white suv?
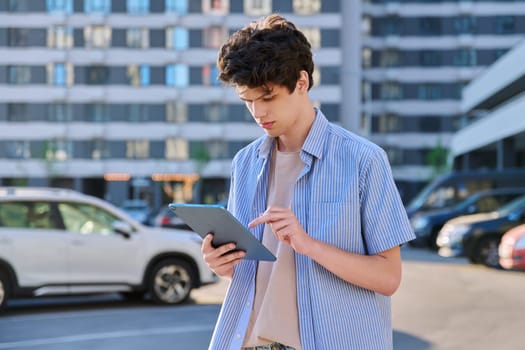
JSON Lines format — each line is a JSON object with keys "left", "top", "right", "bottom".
{"left": 0, "top": 187, "right": 218, "bottom": 310}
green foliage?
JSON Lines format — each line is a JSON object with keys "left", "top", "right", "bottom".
{"left": 426, "top": 140, "right": 449, "bottom": 179}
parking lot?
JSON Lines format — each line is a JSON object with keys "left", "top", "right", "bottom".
{"left": 2, "top": 246, "right": 524, "bottom": 350}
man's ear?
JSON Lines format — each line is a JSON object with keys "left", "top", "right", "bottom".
{"left": 296, "top": 70, "right": 309, "bottom": 92}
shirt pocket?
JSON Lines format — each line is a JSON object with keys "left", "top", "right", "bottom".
{"left": 308, "top": 201, "right": 364, "bottom": 253}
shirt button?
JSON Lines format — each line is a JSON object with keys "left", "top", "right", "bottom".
{"left": 246, "top": 301, "right": 251, "bottom": 307}
{"left": 236, "top": 334, "right": 241, "bottom": 339}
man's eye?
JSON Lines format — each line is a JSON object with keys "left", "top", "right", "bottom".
{"left": 263, "top": 96, "right": 274, "bottom": 102}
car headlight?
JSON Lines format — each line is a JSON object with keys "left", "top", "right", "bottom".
{"left": 411, "top": 216, "right": 429, "bottom": 231}
{"left": 515, "top": 236, "right": 525, "bottom": 250}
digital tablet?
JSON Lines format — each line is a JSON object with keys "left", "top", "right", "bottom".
{"left": 168, "top": 203, "right": 276, "bottom": 261}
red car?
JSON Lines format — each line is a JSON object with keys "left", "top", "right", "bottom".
{"left": 499, "top": 223, "right": 525, "bottom": 270}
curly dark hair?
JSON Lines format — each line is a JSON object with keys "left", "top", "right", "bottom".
{"left": 217, "top": 14, "right": 314, "bottom": 93}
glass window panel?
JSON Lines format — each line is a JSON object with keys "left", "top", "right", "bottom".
{"left": 204, "top": 26, "right": 226, "bottom": 48}
{"left": 127, "top": 28, "right": 149, "bottom": 48}
{"left": 84, "top": 0, "right": 111, "bottom": 13}
{"left": 6, "top": 141, "right": 31, "bottom": 159}
{"left": 244, "top": 0, "right": 271, "bottom": 16}
{"left": 46, "top": 0, "right": 73, "bottom": 13}
{"left": 380, "top": 82, "right": 402, "bottom": 100}
{"left": 293, "top": 0, "right": 320, "bottom": 15}
{"left": 47, "top": 26, "right": 73, "bottom": 48}
{"left": 380, "top": 49, "right": 399, "bottom": 67}
{"left": 127, "top": 65, "right": 150, "bottom": 86}
{"left": 84, "top": 26, "right": 111, "bottom": 48}
{"left": 126, "top": 140, "right": 149, "bottom": 159}
{"left": 202, "top": 0, "right": 229, "bottom": 15}
{"left": 8, "top": 66, "right": 31, "bottom": 84}
{"left": 45, "top": 139, "right": 71, "bottom": 161}
{"left": 166, "top": 101, "right": 188, "bottom": 122}
{"left": 92, "top": 138, "right": 109, "bottom": 159}
{"left": 49, "top": 103, "right": 72, "bottom": 122}
{"left": 47, "top": 63, "right": 73, "bottom": 86}
{"left": 166, "top": 64, "right": 189, "bottom": 87}
{"left": 166, "top": 138, "right": 188, "bottom": 160}
{"left": 166, "top": 27, "right": 189, "bottom": 50}
{"left": 127, "top": 0, "right": 149, "bottom": 14}
{"left": 166, "top": 0, "right": 188, "bottom": 13}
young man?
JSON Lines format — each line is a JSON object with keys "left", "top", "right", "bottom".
{"left": 201, "top": 14, "right": 415, "bottom": 350}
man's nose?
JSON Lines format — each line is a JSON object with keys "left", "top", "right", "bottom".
{"left": 250, "top": 101, "right": 266, "bottom": 118}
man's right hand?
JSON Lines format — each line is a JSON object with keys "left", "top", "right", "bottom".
{"left": 201, "top": 233, "right": 246, "bottom": 279}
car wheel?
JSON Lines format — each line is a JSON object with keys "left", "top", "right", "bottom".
{"left": 475, "top": 237, "right": 501, "bottom": 268}
{"left": 0, "top": 271, "right": 9, "bottom": 311}
{"left": 149, "top": 259, "right": 195, "bottom": 305}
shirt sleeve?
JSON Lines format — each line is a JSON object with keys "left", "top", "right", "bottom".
{"left": 359, "top": 148, "right": 415, "bottom": 255}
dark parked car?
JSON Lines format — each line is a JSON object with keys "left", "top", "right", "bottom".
{"left": 406, "top": 168, "right": 525, "bottom": 219}
{"left": 410, "top": 188, "right": 525, "bottom": 249}
{"left": 436, "top": 195, "right": 525, "bottom": 267}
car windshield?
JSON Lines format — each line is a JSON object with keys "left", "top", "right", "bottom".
{"left": 498, "top": 195, "right": 525, "bottom": 216}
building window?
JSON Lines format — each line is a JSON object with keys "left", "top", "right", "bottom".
{"left": 84, "top": 26, "right": 111, "bottom": 48}
{"left": 361, "top": 16, "right": 372, "bottom": 36}
{"left": 204, "top": 26, "right": 226, "bottom": 49}
{"left": 382, "top": 16, "right": 400, "bottom": 36}
{"left": 7, "top": 103, "right": 29, "bottom": 121}
{"left": 8, "top": 66, "right": 31, "bottom": 84}
{"left": 206, "top": 103, "right": 225, "bottom": 122}
{"left": 379, "top": 49, "right": 399, "bottom": 67}
{"left": 378, "top": 114, "right": 400, "bottom": 133}
{"left": 293, "top": 0, "right": 320, "bottom": 15}
{"left": 207, "top": 140, "right": 228, "bottom": 159}
{"left": 127, "top": 65, "right": 150, "bottom": 86}
{"left": 419, "top": 50, "right": 442, "bottom": 67}
{"left": 244, "top": 0, "right": 271, "bottom": 16}
{"left": 166, "top": 27, "right": 189, "bottom": 50}
{"left": 166, "top": 101, "right": 188, "bottom": 122}
{"left": 454, "top": 16, "right": 476, "bottom": 34}
{"left": 166, "top": 0, "right": 188, "bottom": 14}
{"left": 202, "top": 64, "right": 220, "bottom": 86}
{"left": 128, "top": 104, "right": 148, "bottom": 121}
{"left": 380, "top": 82, "right": 402, "bottom": 100}
{"left": 126, "top": 140, "right": 149, "bottom": 159}
{"left": 417, "top": 84, "right": 442, "bottom": 100}
{"left": 495, "top": 16, "right": 515, "bottom": 34}
{"left": 301, "top": 28, "right": 321, "bottom": 49}
{"left": 92, "top": 139, "right": 108, "bottom": 160}
{"left": 384, "top": 147, "right": 403, "bottom": 166}
{"left": 45, "top": 139, "right": 70, "bottom": 161}
{"left": 419, "top": 17, "right": 441, "bottom": 36}
{"left": 453, "top": 49, "right": 476, "bottom": 66}
{"left": 47, "top": 26, "right": 73, "bottom": 48}
{"left": 84, "top": 0, "right": 111, "bottom": 13}
{"left": 46, "top": 0, "right": 73, "bottom": 13}
{"left": 85, "top": 66, "right": 110, "bottom": 85}
{"left": 166, "top": 138, "right": 188, "bottom": 160}
{"left": 47, "top": 63, "right": 73, "bottom": 86}
{"left": 127, "top": 0, "right": 149, "bottom": 14}
{"left": 85, "top": 103, "right": 109, "bottom": 122}
{"left": 8, "top": 28, "right": 29, "bottom": 47}
{"left": 7, "top": 141, "right": 31, "bottom": 159}
{"left": 202, "top": 0, "right": 229, "bottom": 15}
{"left": 166, "top": 64, "right": 189, "bottom": 87}
{"left": 49, "top": 103, "right": 72, "bottom": 122}
{"left": 127, "top": 28, "right": 149, "bottom": 48}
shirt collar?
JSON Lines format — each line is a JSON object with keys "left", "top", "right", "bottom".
{"left": 257, "top": 108, "right": 328, "bottom": 160}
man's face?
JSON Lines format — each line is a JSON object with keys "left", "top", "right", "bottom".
{"left": 236, "top": 84, "right": 302, "bottom": 139}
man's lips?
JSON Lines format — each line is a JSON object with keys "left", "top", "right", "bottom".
{"left": 260, "top": 121, "right": 274, "bottom": 129}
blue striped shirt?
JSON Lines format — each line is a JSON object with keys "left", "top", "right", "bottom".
{"left": 208, "top": 109, "right": 415, "bottom": 350}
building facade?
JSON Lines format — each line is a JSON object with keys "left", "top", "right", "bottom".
{"left": 0, "top": 0, "right": 524, "bottom": 210}
{"left": 452, "top": 38, "right": 525, "bottom": 170}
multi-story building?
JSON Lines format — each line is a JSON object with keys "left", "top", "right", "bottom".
{"left": 452, "top": 38, "right": 525, "bottom": 170}
{"left": 0, "top": 0, "right": 344, "bottom": 209}
{"left": 0, "top": 0, "right": 523, "bottom": 210}
{"left": 361, "top": 0, "right": 525, "bottom": 199}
